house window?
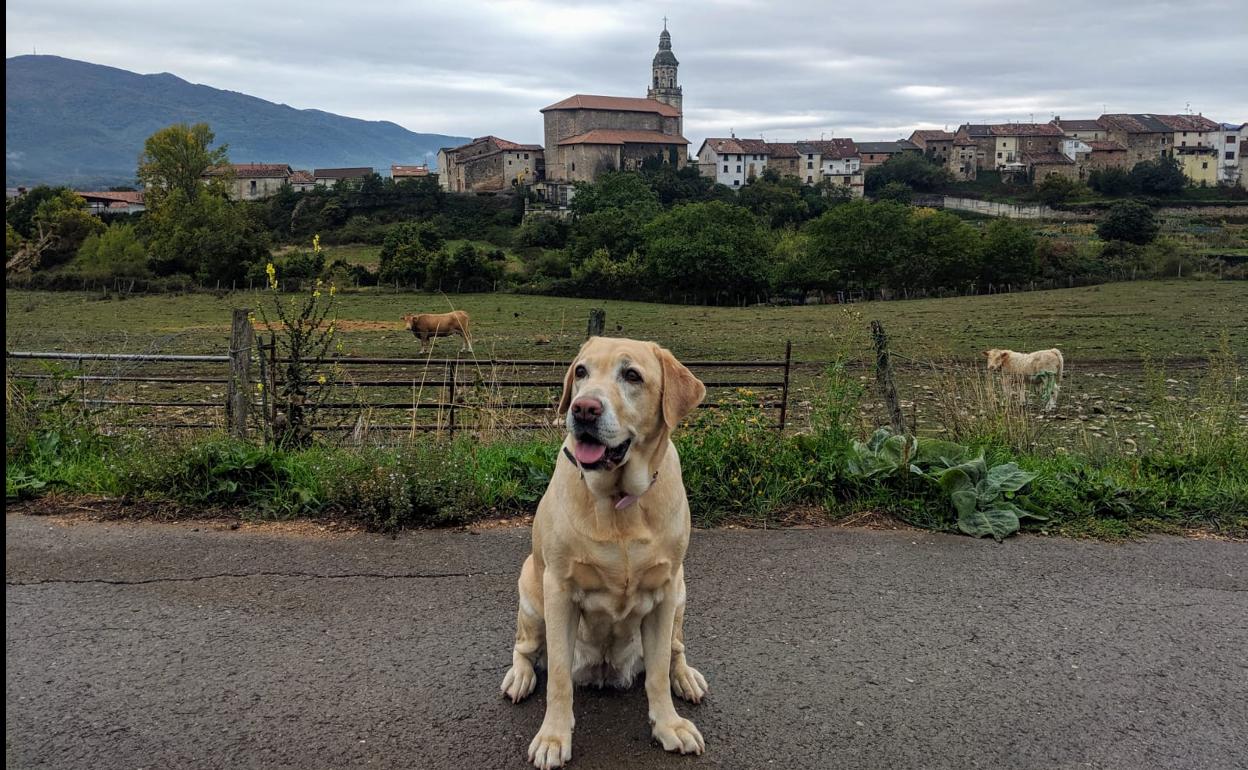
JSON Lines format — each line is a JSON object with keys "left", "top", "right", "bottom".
{"left": 807, "top": 154, "right": 813, "bottom": 160}
{"left": 1227, "top": 151, "right": 1237, "bottom": 160}
{"left": 997, "top": 152, "right": 1002, "bottom": 159}
{"left": 1181, "top": 141, "right": 1186, "bottom": 147}
{"left": 249, "top": 180, "right": 257, "bottom": 195}
{"left": 571, "top": 162, "right": 576, "bottom": 171}
{"left": 736, "top": 155, "right": 742, "bottom": 161}
{"left": 806, "top": 176, "right": 812, "bottom": 182}
{"left": 524, "top": 153, "right": 529, "bottom": 159}
{"left": 1183, "top": 131, "right": 1188, "bottom": 136}
{"left": 508, "top": 160, "right": 513, "bottom": 165}
{"left": 807, "top": 161, "right": 813, "bottom": 169}
{"left": 723, "top": 165, "right": 729, "bottom": 173}
{"left": 733, "top": 180, "right": 739, "bottom": 186}
{"left": 843, "top": 176, "right": 850, "bottom": 183}
{"left": 736, "top": 165, "right": 742, "bottom": 172}
{"left": 1229, "top": 136, "right": 1238, "bottom": 144}
{"left": 1202, "top": 162, "right": 1209, "bottom": 169}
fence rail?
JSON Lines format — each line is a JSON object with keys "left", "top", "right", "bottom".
{"left": 7, "top": 319, "right": 793, "bottom": 438}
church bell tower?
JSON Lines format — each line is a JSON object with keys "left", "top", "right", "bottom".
{"left": 647, "top": 21, "right": 682, "bottom": 114}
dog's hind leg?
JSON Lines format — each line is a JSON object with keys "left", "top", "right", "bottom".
{"left": 502, "top": 555, "right": 545, "bottom": 703}
{"left": 668, "top": 571, "right": 708, "bottom": 704}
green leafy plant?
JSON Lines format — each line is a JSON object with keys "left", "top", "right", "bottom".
{"left": 921, "top": 454, "right": 1043, "bottom": 540}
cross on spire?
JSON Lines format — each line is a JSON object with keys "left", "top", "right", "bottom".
{"left": 662, "top": 15, "right": 668, "bottom": 30}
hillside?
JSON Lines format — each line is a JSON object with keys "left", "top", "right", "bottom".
{"left": 5, "top": 55, "right": 469, "bottom": 187}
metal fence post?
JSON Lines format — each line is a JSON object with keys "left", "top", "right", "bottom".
{"left": 226, "top": 308, "right": 253, "bottom": 438}
{"left": 870, "top": 320, "right": 905, "bottom": 435}
{"left": 778, "top": 340, "right": 792, "bottom": 430}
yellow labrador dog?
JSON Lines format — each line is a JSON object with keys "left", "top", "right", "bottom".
{"left": 501, "top": 337, "right": 708, "bottom": 769}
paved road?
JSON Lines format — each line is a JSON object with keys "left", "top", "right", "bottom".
{"left": 6, "top": 514, "right": 1246, "bottom": 770}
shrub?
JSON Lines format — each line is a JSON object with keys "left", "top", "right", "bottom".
{"left": 71, "top": 222, "right": 151, "bottom": 280}
{"left": 1098, "top": 200, "right": 1160, "bottom": 245}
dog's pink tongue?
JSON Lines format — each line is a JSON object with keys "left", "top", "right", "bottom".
{"left": 573, "top": 441, "right": 606, "bottom": 464}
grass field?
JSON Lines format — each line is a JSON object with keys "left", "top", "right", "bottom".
{"left": 7, "top": 280, "right": 1244, "bottom": 363}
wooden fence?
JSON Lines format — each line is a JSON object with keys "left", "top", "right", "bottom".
{"left": 6, "top": 312, "right": 793, "bottom": 439}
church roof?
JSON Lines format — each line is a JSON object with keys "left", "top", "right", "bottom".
{"left": 653, "top": 50, "right": 679, "bottom": 66}
{"left": 540, "top": 94, "right": 681, "bottom": 117}
{"left": 558, "top": 129, "right": 689, "bottom": 146}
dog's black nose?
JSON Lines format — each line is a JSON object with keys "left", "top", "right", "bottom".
{"left": 571, "top": 397, "right": 602, "bottom": 423}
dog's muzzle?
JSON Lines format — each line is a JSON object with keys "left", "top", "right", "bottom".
{"left": 567, "top": 434, "right": 632, "bottom": 471}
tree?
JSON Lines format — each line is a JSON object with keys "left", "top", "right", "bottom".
{"left": 377, "top": 221, "right": 444, "bottom": 285}
{"left": 643, "top": 202, "right": 772, "bottom": 304}
{"left": 1034, "top": 174, "right": 1082, "bottom": 206}
{"left": 72, "top": 222, "right": 150, "bottom": 279}
{"left": 1088, "top": 167, "right": 1133, "bottom": 196}
{"left": 144, "top": 187, "right": 269, "bottom": 285}
{"left": 981, "top": 219, "right": 1039, "bottom": 285}
{"left": 137, "top": 123, "right": 230, "bottom": 206}
{"left": 803, "top": 200, "right": 913, "bottom": 289}
{"left": 570, "top": 172, "right": 662, "bottom": 218}
{"left": 425, "top": 242, "right": 502, "bottom": 292}
{"left": 1130, "top": 156, "right": 1186, "bottom": 196}
{"left": 876, "top": 181, "right": 913, "bottom": 204}
{"left": 1097, "top": 200, "right": 1159, "bottom": 245}
{"left": 771, "top": 230, "right": 837, "bottom": 298}
{"left": 515, "top": 215, "right": 568, "bottom": 248}
{"left": 906, "top": 209, "right": 983, "bottom": 289}
{"left": 639, "top": 164, "right": 726, "bottom": 206}
{"left": 737, "top": 173, "right": 810, "bottom": 228}
{"left": 865, "top": 153, "right": 950, "bottom": 194}
{"left": 24, "top": 189, "right": 106, "bottom": 269}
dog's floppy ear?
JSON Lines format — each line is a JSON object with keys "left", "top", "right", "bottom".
{"left": 656, "top": 344, "right": 706, "bottom": 429}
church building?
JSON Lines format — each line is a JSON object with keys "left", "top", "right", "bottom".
{"left": 540, "top": 24, "right": 689, "bottom": 185}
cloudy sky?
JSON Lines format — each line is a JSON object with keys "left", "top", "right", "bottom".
{"left": 6, "top": 0, "right": 1247, "bottom": 146}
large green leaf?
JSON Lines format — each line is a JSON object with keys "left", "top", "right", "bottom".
{"left": 913, "top": 439, "right": 972, "bottom": 467}
{"left": 958, "top": 503, "right": 1021, "bottom": 541}
{"left": 986, "top": 462, "right": 1038, "bottom": 493}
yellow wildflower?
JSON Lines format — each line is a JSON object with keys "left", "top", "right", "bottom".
{"left": 312, "top": 234, "right": 322, "bottom": 253}
{"left": 317, "top": 375, "right": 327, "bottom": 385}
{"left": 255, "top": 383, "right": 264, "bottom": 393}
{"left": 329, "top": 284, "right": 337, "bottom": 297}
{"left": 265, "top": 262, "right": 278, "bottom": 290}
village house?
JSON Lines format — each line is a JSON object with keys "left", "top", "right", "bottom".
{"left": 1175, "top": 145, "right": 1219, "bottom": 186}
{"left": 202, "top": 163, "right": 292, "bottom": 200}
{"left": 797, "top": 139, "right": 864, "bottom": 196}
{"left": 313, "top": 167, "right": 373, "bottom": 188}
{"left": 1096, "top": 113, "right": 1222, "bottom": 173}
{"left": 391, "top": 164, "right": 431, "bottom": 181}
{"left": 436, "top": 136, "right": 543, "bottom": 193}
{"left": 950, "top": 132, "right": 978, "bottom": 181}
{"left": 1079, "top": 140, "right": 1130, "bottom": 176}
{"left": 1052, "top": 118, "right": 1107, "bottom": 143}
{"left": 855, "top": 140, "right": 919, "bottom": 169}
{"left": 908, "top": 130, "right": 954, "bottom": 164}
{"left": 1213, "top": 122, "right": 1245, "bottom": 186}
{"left": 1025, "top": 152, "right": 1077, "bottom": 182}
{"left": 958, "top": 123, "right": 1065, "bottom": 174}
{"left": 75, "top": 190, "right": 145, "bottom": 215}
{"left": 696, "top": 137, "right": 769, "bottom": 187}
{"left": 288, "top": 170, "right": 316, "bottom": 192}
{"left": 541, "top": 26, "right": 688, "bottom": 187}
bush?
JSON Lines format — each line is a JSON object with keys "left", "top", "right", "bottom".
{"left": 425, "top": 242, "right": 503, "bottom": 292}
{"left": 875, "top": 181, "right": 913, "bottom": 203}
{"left": 1088, "top": 167, "right": 1133, "bottom": 196}
{"left": 643, "top": 201, "right": 772, "bottom": 304}
{"left": 378, "top": 221, "right": 443, "bottom": 286}
{"left": 515, "top": 216, "right": 568, "bottom": 248}
{"left": 144, "top": 187, "right": 270, "bottom": 285}
{"left": 1130, "top": 157, "right": 1186, "bottom": 196}
{"left": 71, "top": 222, "right": 151, "bottom": 280}
{"left": 1098, "top": 200, "right": 1160, "bottom": 245}
{"left": 865, "top": 153, "right": 951, "bottom": 194}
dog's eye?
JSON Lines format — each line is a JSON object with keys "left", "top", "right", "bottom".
{"left": 574, "top": 364, "right": 587, "bottom": 379}
{"left": 623, "top": 368, "right": 643, "bottom": 384}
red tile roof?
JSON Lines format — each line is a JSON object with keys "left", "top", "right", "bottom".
{"left": 796, "top": 139, "right": 859, "bottom": 159}
{"left": 990, "top": 123, "right": 1064, "bottom": 137}
{"left": 910, "top": 129, "right": 955, "bottom": 142}
{"left": 1023, "top": 152, "right": 1074, "bottom": 165}
{"left": 1099, "top": 113, "right": 1220, "bottom": 134}
{"left": 314, "top": 167, "right": 373, "bottom": 179}
{"left": 764, "top": 142, "right": 799, "bottom": 158}
{"left": 700, "top": 137, "right": 770, "bottom": 155}
{"left": 391, "top": 165, "right": 430, "bottom": 177}
{"left": 1054, "top": 119, "right": 1103, "bottom": 131}
{"left": 541, "top": 94, "right": 681, "bottom": 117}
{"left": 1085, "top": 140, "right": 1125, "bottom": 152}
{"left": 558, "top": 129, "right": 688, "bottom": 146}
{"left": 205, "top": 163, "right": 292, "bottom": 178}
{"left": 75, "top": 190, "right": 144, "bottom": 204}
{"left": 288, "top": 170, "right": 315, "bottom": 184}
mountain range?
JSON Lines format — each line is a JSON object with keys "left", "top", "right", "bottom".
{"left": 5, "top": 55, "right": 470, "bottom": 188}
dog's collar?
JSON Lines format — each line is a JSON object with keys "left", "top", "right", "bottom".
{"left": 563, "top": 446, "right": 658, "bottom": 510}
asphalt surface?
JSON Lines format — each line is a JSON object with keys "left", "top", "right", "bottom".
{"left": 6, "top": 513, "right": 1247, "bottom": 770}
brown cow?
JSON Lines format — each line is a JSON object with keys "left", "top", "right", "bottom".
{"left": 403, "top": 310, "right": 474, "bottom": 353}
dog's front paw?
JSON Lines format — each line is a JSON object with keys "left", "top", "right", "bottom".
{"left": 528, "top": 723, "right": 573, "bottom": 769}
{"left": 652, "top": 716, "right": 704, "bottom": 755}
{"left": 671, "top": 662, "right": 708, "bottom": 704}
{"left": 501, "top": 662, "right": 537, "bottom": 703}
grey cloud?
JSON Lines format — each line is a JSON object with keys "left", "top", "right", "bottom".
{"left": 6, "top": 0, "right": 1246, "bottom": 149}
